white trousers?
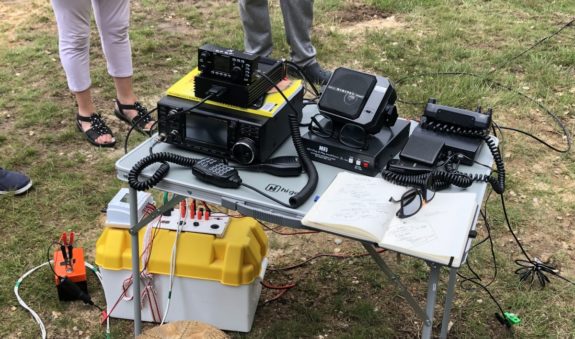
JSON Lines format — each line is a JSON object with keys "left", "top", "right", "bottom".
{"left": 51, "top": 0, "right": 132, "bottom": 92}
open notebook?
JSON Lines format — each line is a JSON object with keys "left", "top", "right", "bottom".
{"left": 301, "top": 172, "right": 479, "bottom": 267}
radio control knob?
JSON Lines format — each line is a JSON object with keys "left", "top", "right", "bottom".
{"left": 232, "top": 138, "right": 256, "bottom": 165}
{"left": 231, "top": 66, "right": 243, "bottom": 82}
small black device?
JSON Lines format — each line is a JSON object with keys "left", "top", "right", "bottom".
{"left": 235, "top": 156, "right": 302, "bottom": 177}
{"left": 302, "top": 119, "right": 410, "bottom": 176}
{"left": 195, "top": 44, "right": 285, "bottom": 108}
{"left": 399, "top": 99, "right": 492, "bottom": 166}
{"left": 157, "top": 90, "right": 300, "bottom": 164}
{"left": 318, "top": 67, "right": 398, "bottom": 134}
{"left": 198, "top": 44, "right": 260, "bottom": 85}
{"left": 192, "top": 157, "right": 242, "bottom": 188}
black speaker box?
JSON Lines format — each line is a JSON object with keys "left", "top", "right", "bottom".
{"left": 318, "top": 68, "right": 398, "bottom": 134}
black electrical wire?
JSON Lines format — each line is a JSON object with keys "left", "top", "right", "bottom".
{"left": 500, "top": 194, "right": 575, "bottom": 288}
{"left": 123, "top": 92, "right": 219, "bottom": 154}
{"left": 128, "top": 152, "right": 198, "bottom": 191}
{"left": 257, "top": 69, "right": 319, "bottom": 208}
{"left": 488, "top": 17, "right": 575, "bottom": 75}
{"left": 457, "top": 271, "right": 506, "bottom": 319}
{"left": 394, "top": 74, "right": 572, "bottom": 155}
{"left": 123, "top": 107, "right": 158, "bottom": 154}
{"left": 463, "top": 208, "right": 498, "bottom": 288}
{"left": 45, "top": 241, "right": 105, "bottom": 311}
{"left": 284, "top": 60, "right": 321, "bottom": 97}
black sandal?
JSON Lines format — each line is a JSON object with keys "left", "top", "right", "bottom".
{"left": 114, "top": 99, "right": 154, "bottom": 136}
{"left": 76, "top": 113, "right": 116, "bottom": 148}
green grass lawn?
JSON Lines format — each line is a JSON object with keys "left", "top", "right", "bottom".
{"left": 1, "top": 0, "right": 574, "bottom": 337}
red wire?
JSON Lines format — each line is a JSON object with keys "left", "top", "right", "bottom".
{"left": 101, "top": 216, "right": 163, "bottom": 324}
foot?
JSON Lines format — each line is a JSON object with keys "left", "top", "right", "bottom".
{"left": 114, "top": 99, "right": 155, "bottom": 134}
{"left": 301, "top": 63, "right": 332, "bottom": 85}
{"left": 0, "top": 168, "right": 32, "bottom": 195}
{"left": 76, "top": 113, "right": 116, "bottom": 147}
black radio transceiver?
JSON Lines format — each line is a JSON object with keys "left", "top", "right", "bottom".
{"left": 195, "top": 45, "right": 285, "bottom": 108}
{"left": 198, "top": 44, "right": 259, "bottom": 85}
{"left": 157, "top": 87, "right": 302, "bottom": 164}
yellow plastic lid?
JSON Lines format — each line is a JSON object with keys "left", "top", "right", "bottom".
{"left": 166, "top": 68, "right": 302, "bottom": 118}
{"left": 96, "top": 217, "right": 268, "bottom": 286}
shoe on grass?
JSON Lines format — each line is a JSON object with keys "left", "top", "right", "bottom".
{"left": 301, "top": 63, "right": 332, "bottom": 85}
{"left": 0, "top": 168, "right": 32, "bottom": 195}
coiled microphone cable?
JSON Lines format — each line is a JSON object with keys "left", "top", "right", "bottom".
{"left": 128, "top": 152, "right": 198, "bottom": 191}
{"left": 257, "top": 69, "right": 318, "bottom": 208}
{"left": 420, "top": 119, "right": 505, "bottom": 194}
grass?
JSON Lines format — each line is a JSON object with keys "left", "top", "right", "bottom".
{"left": 1, "top": 0, "right": 574, "bottom": 337}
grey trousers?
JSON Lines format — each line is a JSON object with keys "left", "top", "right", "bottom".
{"left": 239, "top": 0, "right": 317, "bottom": 67}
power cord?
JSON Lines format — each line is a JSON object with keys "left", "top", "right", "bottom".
{"left": 123, "top": 89, "right": 223, "bottom": 154}
{"left": 499, "top": 194, "right": 575, "bottom": 288}
{"left": 123, "top": 106, "right": 158, "bottom": 154}
{"left": 257, "top": 69, "right": 319, "bottom": 208}
{"left": 15, "top": 250, "right": 110, "bottom": 339}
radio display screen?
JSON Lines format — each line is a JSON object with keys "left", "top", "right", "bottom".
{"left": 185, "top": 115, "right": 227, "bottom": 148}
{"left": 213, "top": 55, "right": 229, "bottom": 73}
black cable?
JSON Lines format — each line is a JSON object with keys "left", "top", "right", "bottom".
{"left": 284, "top": 60, "right": 321, "bottom": 97}
{"left": 123, "top": 107, "right": 157, "bottom": 154}
{"left": 123, "top": 92, "right": 219, "bottom": 154}
{"left": 128, "top": 152, "right": 198, "bottom": 191}
{"left": 457, "top": 271, "right": 506, "bottom": 316}
{"left": 497, "top": 125, "right": 570, "bottom": 153}
{"left": 488, "top": 17, "right": 575, "bottom": 74}
{"left": 500, "top": 194, "right": 575, "bottom": 288}
{"left": 46, "top": 241, "right": 105, "bottom": 311}
{"left": 46, "top": 241, "right": 62, "bottom": 279}
{"left": 456, "top": 203, "right": 506, "bottom": 325}
{"left": 394, "top": 71, "right": 572, "bottom": 154}
{"left": 465, "top": 208, "right": 498, "bottom": 288}
{"left": 257, "top": 69, "right": 319, "bottom": 208}
{"left": 419, "top": 120, "right": 506, "bottom": 194}
{"left": 394, "top": 18, "right": 575, "bottom": 154}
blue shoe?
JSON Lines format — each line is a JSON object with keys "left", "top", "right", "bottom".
{"left": 0, "top": 168, "right": 33, "bottom": 195}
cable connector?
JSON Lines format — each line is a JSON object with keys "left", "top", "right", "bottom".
{"left": 206, "top": 84, "right": 227, "bottom": 98}
{"left": 495, "top": 311, "right": 521, "bottom": 327}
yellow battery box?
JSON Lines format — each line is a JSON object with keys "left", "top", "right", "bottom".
{"left": 95, "top": 216, "right": 268, "bottom": 332}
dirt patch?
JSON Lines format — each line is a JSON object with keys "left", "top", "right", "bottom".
{"left": 336, "top": 3, "right": 391, "bottom": 24}
{"left": 324, "top": 3, "right": 404, "bottom": 44}
{"left": 337, "top": 16, "right": 404, "bottom": 35}
{"left": 0, "top": 0, "right": 55, "bottom": 45}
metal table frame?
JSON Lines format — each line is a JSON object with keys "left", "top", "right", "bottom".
{"left": 125, "top": 183, "right": 485, "bottom": 338}
{"left": 120, "top": 114, "right": 492, "bottom": 338}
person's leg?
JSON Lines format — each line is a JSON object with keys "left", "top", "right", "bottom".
{"left": 239, "top": 0, "right": 274, "bottom": 57}
{"left": 280, "top": 0, "right": 331, "bottom": 84}
{"left": 279, "top": 0, "right": 316, "bottom": 67}
{"left": 93, "top": 0, "right": 153, "bottom": 131}
{"left": 51, "top": 0, "right": 114, "bottom": 145}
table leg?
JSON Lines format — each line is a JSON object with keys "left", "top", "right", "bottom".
{"left": 129, "top": 187, "right": 142, "bottom": 335}
{"left": 362, "top": 243, "right": 430, "bottom": 324}
{"left": 422, "top": 263, "right": 441, "bottom": 339}
{"left": 439, "top": 267, "right": 458, "bottom": 339}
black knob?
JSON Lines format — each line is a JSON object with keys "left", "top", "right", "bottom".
{"left": 232, "top": 138, "right": 256, "bottom": 165}
{"left": 231, "top": 66, "right": 243, "bottom": 82}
